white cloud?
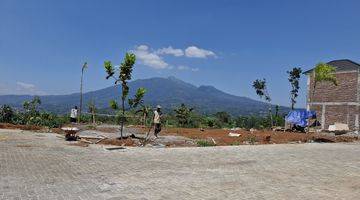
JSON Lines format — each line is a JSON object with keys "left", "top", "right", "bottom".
{"left": 132, "top": 44, "right": 216, "bottom": 70}
{"left": 132, "top": 45, "right": 169, "bottom": 69}
{"left": 177, "top": 65, "right": 199, "bottom": 72}
{"left": 185, "top": 46, "right": 216, "bottom": 58}
{"left": 17, "top": 82, "right": 36, "bottom": 90}
{"left": 156, "top": 46, "right": 184, "bottom": 57}
{"left": 16, "top": 82, "right": 46, "bottom": 95}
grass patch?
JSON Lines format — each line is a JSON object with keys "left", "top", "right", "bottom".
{"left": 246, "top": 135, "right": 258, "bottom": 145}
{"left": 197, "top": 140, "right": 216, "bottom": 147}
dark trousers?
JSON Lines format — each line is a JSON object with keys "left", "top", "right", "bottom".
{"left": 154, "top": 123, "right": 162, "bottom": 136}
{"left": 70, "top": 117, "right": 77, "bottom": 123}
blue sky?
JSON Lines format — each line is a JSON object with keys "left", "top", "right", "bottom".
{"left": 1, "top": 0, "right": 360, "bottom": 108}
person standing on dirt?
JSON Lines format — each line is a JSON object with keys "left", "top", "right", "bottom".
{"left": 70, "top": 106, "right": 78, "bottom": 123}
{"left": 153, "top": 105, "right": 162, "bottom": 138}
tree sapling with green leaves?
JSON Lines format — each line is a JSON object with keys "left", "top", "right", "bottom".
{"left": 287, "top": 67, "right": 302, "bottom": 110}
{"left": 87, "top": 100, "right": 97, "bottom": 124}
{"left": 104, "top": 53, "right": 146, "bottom": 138}
{"left": 252, "top": 79, "right": 273, "bottom": 126}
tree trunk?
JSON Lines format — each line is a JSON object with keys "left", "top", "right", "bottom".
{"left": 79, "top": 69, "right": 84, "bottom": 123}
{"left": 120, "top": 97, "right": 125, "bottom": 139}
{"left": 143, "top": 113, "right": 146, "bottom": 126}
{"left": 92, "top": 110, "right": 96, "bottom": 124}
{"left": 268, "top": 105, "right": 273, "bottom": 127}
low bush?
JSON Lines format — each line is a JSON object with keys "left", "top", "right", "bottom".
{"left": 197, "top": 140, "right": 216, "bottom": 147}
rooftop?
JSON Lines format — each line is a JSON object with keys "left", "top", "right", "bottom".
{"left": 304, "top": 59, "right": 360, "bottom": 74}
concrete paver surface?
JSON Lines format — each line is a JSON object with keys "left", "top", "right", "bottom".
{"left": 1, "top": 129, "right": 359, "bottom": 200}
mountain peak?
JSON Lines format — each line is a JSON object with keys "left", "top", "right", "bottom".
{"left": 0, "top": 76, "right": 289, "bottom": 115}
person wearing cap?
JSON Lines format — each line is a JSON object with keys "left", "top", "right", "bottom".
{"left": 153, "top": 105, "right": 163, "bottom": 138}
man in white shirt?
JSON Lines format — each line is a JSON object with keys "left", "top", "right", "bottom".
{"left": 70, "top": 106, "right": 78, "bottom": 123}
{"left": 153, "top": 105, "right": 162, "bottom": 138}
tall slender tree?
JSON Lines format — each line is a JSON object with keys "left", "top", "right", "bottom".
{"left": 104, "top": 53, "right": 146, "bottom": 138}
{"left": 252, "top": 79, "right": 273, "bottom": 126}
{"left": 287, "top": 67, "right": 302, "bottom": 110}
{"left": 79, "top": 62, "right": 88, "bottom": 122}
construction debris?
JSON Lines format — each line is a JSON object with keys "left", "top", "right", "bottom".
{"left": 61, "top": 127, "right": 80, "bottom": 141}
{"left": 328, "top": 123, "right": 349, "bottom": 132}
{"left": 228, "top": 132, "right": 241, "bottom": 137}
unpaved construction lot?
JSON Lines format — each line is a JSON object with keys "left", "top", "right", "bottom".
{"left": 1, "top": 129, "right": 360, "bottom": 200}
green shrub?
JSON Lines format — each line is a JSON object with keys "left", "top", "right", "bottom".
{"left": 0, "top": 105, "right": 15, "bottom": 123}
{"left": 197, "top": 140, "right": 216, "bottom": 147}
{"left": 246, "top": 135, "right": 258, "bottom": 145}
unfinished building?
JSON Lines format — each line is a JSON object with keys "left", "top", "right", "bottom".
{"left": 305, "top": 59, "right": 360, "bottom": 131}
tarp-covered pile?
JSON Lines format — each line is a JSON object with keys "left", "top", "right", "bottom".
{"left": 285, "top": 109, "right": 316, "bottom": 127}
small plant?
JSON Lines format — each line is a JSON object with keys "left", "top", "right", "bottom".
{"left": 246, "top": 135, "right": 258, "bottom": 145}
{"left": 87, "top": 100, "right": 97, "bottom": 124}
{"left": 197, "top": 140, "right": 216, "bottom": 147}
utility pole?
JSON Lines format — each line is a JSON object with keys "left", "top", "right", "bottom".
{"left": 79, "top": 62, "right": 88, "bottom": 122}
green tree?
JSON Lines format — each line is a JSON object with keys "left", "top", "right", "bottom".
{"left": 312, "top": 63, "right": 338, "bottom": 99}
{"left": 0, "top": 105, "right": 14, "bottom": 123}
{"left": 22, "top": 96, "right": 42, "bottom": 125}
{"left": 79, "top": 62, "right": 88, "bottom": 122}
{"left": 23, "top": 96, "right": 41, "bottom": 114}
{"left": 174, "top": 104, "right": 194, "bottom": 127}
{"left": 214, "top": 111, "right": 231, "bottom": 125}
{"left": 287, "top": 67, "right": 302, "bottom": 110}
{"left": 252, "top": 79, "right": 273, "bottom": 126}
{"left": 104, "top": 53, "right": 146, "bottom": 138}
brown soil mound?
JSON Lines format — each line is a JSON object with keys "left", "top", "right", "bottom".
{"left": 137, "top": 127, "right": 359, "bottom": 146}
{"left": 0, "top": 123, "right": 42, "bottom": 131}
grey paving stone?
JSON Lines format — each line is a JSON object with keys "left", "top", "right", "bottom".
{"left": 0, "top": 129, "right": 359, "bottom": 199}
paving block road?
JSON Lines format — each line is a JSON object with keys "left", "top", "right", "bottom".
{"left": 0, "top": 129, "right": 360, "bottom": 200}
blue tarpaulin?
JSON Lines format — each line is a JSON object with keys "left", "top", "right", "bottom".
{"left": 285, "top": 109, "right": 316, "bottom": 127}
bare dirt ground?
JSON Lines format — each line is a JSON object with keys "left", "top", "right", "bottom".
{"left": 1, "top": 123, "right": 359, "bottom": 148}
{"left": 155, "top": 127, "right": 359, "bottom": 145}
